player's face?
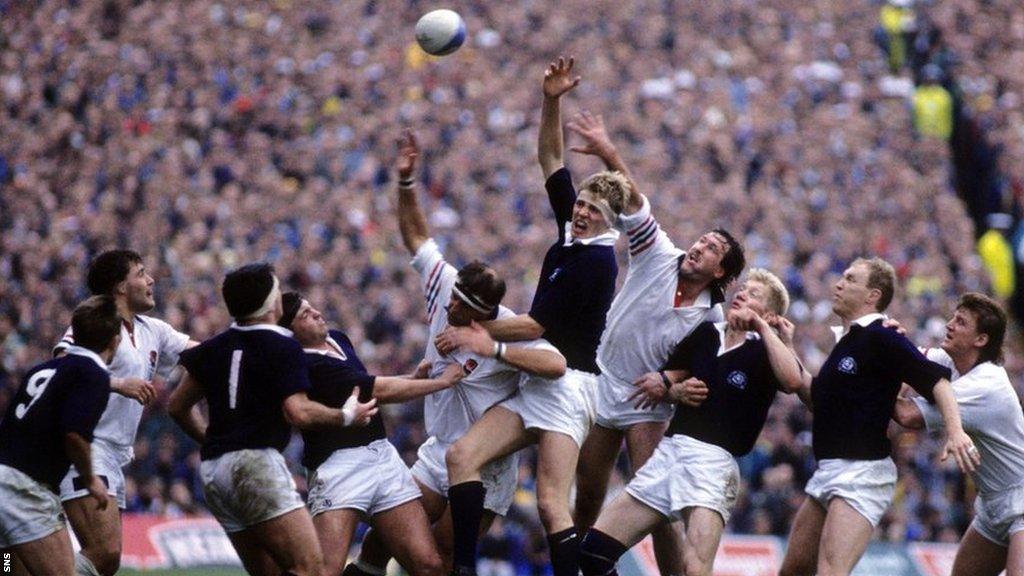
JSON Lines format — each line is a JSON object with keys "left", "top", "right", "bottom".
{"left": 680, "top": 232, "right": 729, "bottom": 281}
{"left": 290, "top": 300, "right": 328, "bottom": 346}
{"left": 942, "top": 307, "right": 986, "bottom": 357}
{"left": 122, "top": 262, "right": 155, "bottom": 313}
{"left": 571, "top": 198, "right": 610, "bottom": 239}
{"left": 729, "top": 280, "right": 770, "bottom": 318}
{"left": 831, "top": 262, "right": 873, "bottom": 319}
{"left": 445, "top": 295, "right": 477, "bottom": 327}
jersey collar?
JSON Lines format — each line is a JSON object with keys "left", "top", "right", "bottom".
{"left": 64, "top": 345, "right": 110, "bottom": 372}
{"left": 713, "top": 321, "right": 760, "bottom": 356}
{"left": 230, "top": 323, "right": 294, "bottom": 337}
{"left": 562, "top": 222, "right": 620, "bottom": 247}
{"left": 831, "top": 312, "right": 886, "bottom": 342}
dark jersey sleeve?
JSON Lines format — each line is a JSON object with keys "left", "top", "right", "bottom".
{"left": 177, "top": 345, "right": 204, "bottom": 379}
{"left": 59, "top": 365, "right": 111, "bottom": 440}
{"left": 545, "top": 167, "right": 576, "bottom": 239}
{"left": 663, "top": 322, "right": 712, "bottom": 371}
{"left": 271, "top": 338, "right": 313, "bottom": 399}
{"left": 875, "top": 328, "right": 949, "bottom": 402}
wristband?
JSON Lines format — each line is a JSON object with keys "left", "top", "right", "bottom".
{"left": 494, "top": 342, "right": 507, "bottom": 361}
{"left": 659, "top": 371, "right": 672, "bottom": 390}
{"left": 341, "top": 393, "right": 359, "bottom": 426}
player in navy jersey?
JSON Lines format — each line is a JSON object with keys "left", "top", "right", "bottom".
{"left": 279, "top": 291, "right": 465, "bottom": 576}
{"left": 433, "top": 56, "right": 629, "bottom": 576}
{"left": 0, "top": 296, "right": 120, "bottom": 575}
{"left": 54, "top": 249, "right": 197, "bottom": 576}
{"left": 577, "top": 269, "right": 802, "bottom": 576}
{"left": 168, "top": 264, "right": 378, "bottom": 576}
{"left": 779, "top": 258, "right": 977, "bottom": 576}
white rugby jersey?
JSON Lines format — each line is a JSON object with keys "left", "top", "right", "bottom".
{"left": 412, "top": 239, "right": 559, "bottom": 445}
{"left": 56, "top": 314, "right": 190, "bottom": 460}
{"left": 914, "top": 348, "right": 1024, "bottom": 496}
{"left": 595, "top": 196, "right": 724, "bottom": 384}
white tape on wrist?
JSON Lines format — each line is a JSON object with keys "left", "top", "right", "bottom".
{"left": 341, "top": 393, "right": 359, "bottom": 426}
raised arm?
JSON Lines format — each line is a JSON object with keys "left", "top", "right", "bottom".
{"left": 478, "top": 314, "right": 546, "bottom": 342}
{"left": 538, "top": 56, "right": 580, "bottom": 179}
{"left": 752, "top": 314, "right": 806, "bottom": 394}
{"left": 396, "top": 130, "right": 430, "bottom": 255}
{"left": 566, "top": 111, "right": 642, "bottom": 213}
{"left": 435, "top": 322, "right": 566, "bottom": 379}
{"left": 373, "top": 362, "right": 465, "bottom": 403}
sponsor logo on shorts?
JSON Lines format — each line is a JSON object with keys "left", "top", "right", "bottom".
{"left": 727, "top": 371, "right": 748, "bottom": 390}
{"left": 838, "top": 356, "right": 857, "bottom": 375}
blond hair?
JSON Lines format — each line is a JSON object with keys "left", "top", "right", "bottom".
{"left": 746, "top": 268, "right": 790, "bottom": 316}
{"left": 577, "top": 170, "right": 631, "bottom": 216}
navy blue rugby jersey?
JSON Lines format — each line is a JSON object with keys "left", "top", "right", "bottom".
{"left": 178, "top": 324, "right": 311, "bottom": 460}
{"left": 301, "top": 330, "right": 387, "bottom": 470}
{"left": 0, "top": 347, "right": 110, "bottom": 490}
{"left": 663, "top": 322, "right": 780, "bottom": 457}
{"left": 812, "top": 318, "right": 948, "bottom": 461}
{"left": 528, "top": 167, "right": 618, "bottom": 374}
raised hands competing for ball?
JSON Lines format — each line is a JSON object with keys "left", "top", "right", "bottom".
{"left": 566, "top": 110, "right": 617, "bottom": 159}
{"left": 543, "top": 55, "right": 580, "bottom": 99}
{"left": 397, "top": 129, "right": 419, "bottom": 181}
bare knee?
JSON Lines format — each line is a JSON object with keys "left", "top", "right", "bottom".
{"left": 445, "top": 438, "right": 477, "bottom": 480}
{"left": 682, "top": 552, "right": 712, "bottom": 576}
{"left": 84, "top": 545, "right": 121, "bottom": 576}
{"left": 409, "top": 550, "right": 445, "bottom": 576}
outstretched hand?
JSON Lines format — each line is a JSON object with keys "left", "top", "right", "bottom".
{"left": 435, "top": 322, "right": 496, "bottom": 357}
{"left": 567, "top": 111, "right": 615, "bottom": 159}
{"left": 543, "top": 56, "right": 580, "bottom": 99}
{"left": 397, "top": 129, "right": 419, "bottom": 180}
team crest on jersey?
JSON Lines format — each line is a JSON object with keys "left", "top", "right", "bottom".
{"left": 727, "top": 370, "right": 747, "bottom": 390}
{"left": 838, "top": 356, "right": 858, "bottom": 375}
{"left": 463, "top": 359, "right": 478, "bottom": 374}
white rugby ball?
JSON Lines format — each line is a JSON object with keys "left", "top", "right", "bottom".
{"left": 415, "top": 9, "right": 466, "bottom": 56}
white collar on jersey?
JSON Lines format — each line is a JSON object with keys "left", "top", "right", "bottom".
{"left": 713, "top": 321, "right": 760, "bottom": 356}
{"left": 230, "top": 323, "right": 294, "bottom": 337}
{"left": 64, "top": 345, "right": 110, "bottom": 372}
{"left": 831, "top": 312, "right": 887, "bottom": 342}
{"left": 562, "top": 222, "right": 620, "bottom": 247}
{"left": 303, "top": 335, "right": 348, "bottom": 360}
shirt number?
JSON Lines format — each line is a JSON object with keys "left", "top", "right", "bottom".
{"left": 229, "top": 350, "right": 242, "bottom": 409}
{"left": 15, "top": 369, "right": 57, "bottom": 419}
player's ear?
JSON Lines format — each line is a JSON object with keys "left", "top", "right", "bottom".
{"left": 974, "top": 332, "right": 989, "bottom": 350}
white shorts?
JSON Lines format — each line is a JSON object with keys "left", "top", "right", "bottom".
{"left": 307, "top": 440, "right": 422, "bottom": 517}
{"left": 594, "top": 371, "right": 674, "bottom": 430}
{"left": 200, "top": 449, "right": 305, "bottom": 534}
{"left": 625, "top": 435, "right": 740, "bottom": 523}
{"left": 805, "top": 458, "right": 897, "bottom": 527}
{"left": 499, "top": 369, "right": 596, "bottom": 448}
{"left": 972, "top": 483, "right": 1024, "bottom": 547}
{"left": 58, "top": 438, "right": 127, "bottom": 508}
{"left": 0, "top": 464, "right": 66, "bottom": 548}
{"left": 410, "top": 436, "right": 518, "bottom": 515}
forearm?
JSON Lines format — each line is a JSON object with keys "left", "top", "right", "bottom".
{"left": 397, "top": 185, "right": 430, "bottom": 254}
{"left": 893, "top": 397, "right": 925, "bottom": 429}
{"left": 171, "top": 406, "right": 207, "bottom": 444}
{"left": 500, "top": 347, "right": 566, "bottom": 379}
{"left": 796, "top": 380, "right": 813, "bottom": 411}
{"left": 758, "top": 323, "right": 805, "bottom": 393}
{"left": 289, "top": 401, "right": 346, "bottom": 430}
{"left": 481, "top": 314, "right": 546, "bottom": 342}
{"left": 64, "top": 433, "right": 95, "bottom": 479}
{"left": 374, "top": 376, "right": 451, "bottom": 403}
{"left": 538, "top": 96, "right": 564, "bottom": 178}
{"left": 931, "top": 380, "right": 965, "bottom": 434}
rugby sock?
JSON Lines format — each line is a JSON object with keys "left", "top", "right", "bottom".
{"left": 547, "top": 526, "right": 580, "bottom": 576}
{"left": 578, "top": 528, "right": 626, "bottom": 576}
{"left": 449, "top": 480, "right": 486, "bottom": 573}
{"left": 342, "top": 562, "right": 384, "bottom": 576}
{"left": 74, "top": 554, "right": 102, "bottom": 576}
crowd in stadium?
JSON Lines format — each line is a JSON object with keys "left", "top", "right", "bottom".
{"left": 2, "top": 0, "right": 1024, "bottom": 573}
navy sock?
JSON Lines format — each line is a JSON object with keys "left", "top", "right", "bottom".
{"left": 449, "top": 480, "right": 486, "bottom": 572}
{"left": 579, "top": 528, "right": 627, "bottom": 576}
{"left": 547, "top": 527, "right": 580, "bottom": 576}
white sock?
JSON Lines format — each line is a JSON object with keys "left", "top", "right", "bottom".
{"left": 74, "top": 553, "right": 101, "bottom": 576}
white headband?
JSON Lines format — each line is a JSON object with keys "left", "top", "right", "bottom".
{"left": 241, "top": 275, "right": 281, "bottom": 320}
{"left": 576, "top": 189, "right": 617, "bottom": 227}
{"left": 451, "top": 283, "right": 496, "bottom": 315}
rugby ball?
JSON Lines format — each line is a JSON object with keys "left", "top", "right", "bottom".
{"left": 415, "top": 9, "right": 466, "bottom": 56}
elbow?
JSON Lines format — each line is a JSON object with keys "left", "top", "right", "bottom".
{"left": 282, "top": 401, "right": 311, "bottom": 428}
{"left": 541, "top": 357, "right": 567, "bottom": 380}
{"left": 779, "top": 376, "right": 803, "bottom": 395}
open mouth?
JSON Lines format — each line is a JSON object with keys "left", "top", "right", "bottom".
{"left": 572, "top": 219, "right": 587, "bottom": 234}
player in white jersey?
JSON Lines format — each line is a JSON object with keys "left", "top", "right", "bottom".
{"left": 893, "top": 293, "right": 1024, "bottom": 576}
{"left": 53, "top": 250, "right": 196, "bottom": 576}
{"left": 343, "top": 132, "right": 567, "bottom": 576}
{"left": 566, "top": 112, "right": 747, "bottom": 574}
